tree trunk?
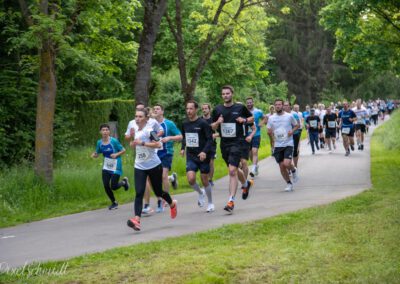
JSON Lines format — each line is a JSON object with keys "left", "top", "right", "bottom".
{"left": 134, "top": 0, "right": 168, "bottom": 106}
{"left": 34, "top": 38, "right": 56, "bottom": 184}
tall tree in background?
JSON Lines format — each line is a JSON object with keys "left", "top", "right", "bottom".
{"left": 134, "top": 0, "right": 168, "bottom": 106}
{"left": 166, "top": 0, "right": 269, "bottom": 102}
{"left": 265, "top": 0, "right": 337, "bottom": 105}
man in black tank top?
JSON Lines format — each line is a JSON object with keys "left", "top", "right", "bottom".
{"left": 211, "top": 85, "right": 253, "bottom": 213}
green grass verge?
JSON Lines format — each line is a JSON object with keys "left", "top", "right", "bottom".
{"left": 0, "top": 114, "right": 398, "bottom": 283}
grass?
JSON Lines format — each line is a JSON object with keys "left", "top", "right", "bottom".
{"left": 0, "top": 113, "right": 398, "bottom": 283}
{"left": 0, "top": 130, "right": 277, "bottom": 228}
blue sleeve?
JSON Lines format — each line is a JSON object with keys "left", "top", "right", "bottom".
{"left": 95, "top": 140, "right": 102, "bottom": 154}
{"left": 168, "top": 120, "right": 182, "bottom": 136}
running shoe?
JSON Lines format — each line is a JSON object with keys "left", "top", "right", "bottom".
{"left": 170, "top": 200, "right": 177, "bottom": 219}
{"left": 345, "top": 150, "right": 350, "bottom": 157}
{"left": 350, "top": 145, "right": 354, "bottom": 151}
{"left": 361, "top": 144, "right": 364, "bottom": 151}
{"left": 224, "top": 201, "right": 235, "bottom": 213}
{"left": 198, "top": 189, "right": 206, "bottom": 207}
{"left": 108, "top": 202, "right": 118, "bottom": 210}
{"left": 291, "top": 168, "right": 299, "bottom": 183}
{"left": 171, "top": 172, "right": 178, "bottom": 189}
{"left": 209, "top": 180, "right": 214, "bottom": 187}
{"left": 358, "top": 145, "right": 361, "bottom": 150}
{"left": 242, "top": 179, "right": 254, "bottom": 200}
{"left": 122, "top": 177, "right": 129, "bottom": 191}
{"left": 206, "top": 203, "right": 215, "bottom": 213}
{"left": 127, "top": 218, "right": 141, "bottom": 231}
{"left": 156, "top": 204, "right": 164, "bottom": 213}
{"left": 249, "top": 165, "right": 256, "bottom": 178}
{"left": 284, "top": 183, "right": 293, "bottom": 192}
{"left": 142, "top": 206, "right": 154, "bottom": 215}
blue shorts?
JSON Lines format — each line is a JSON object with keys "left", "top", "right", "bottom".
{"left": 160, "top": 154, "right": 173, "bottom": 170}
{"left": 251, "top": 135, "right": 261, "bottom": 148}
{"left": 186, "top": 157, "right": 210, "bottom": 174}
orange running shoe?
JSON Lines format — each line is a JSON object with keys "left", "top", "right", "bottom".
{"left": 127, "top": 218, "right": 141, "bottom": 231}
{"left": 224, "top": 201, "right": 235, "bottom": 213}
{"left": 170, "top": 200, "right": 177, "bottom": 219}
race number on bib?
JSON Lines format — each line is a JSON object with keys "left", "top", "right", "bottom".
{"left": 103, "top": 157, "right": 117, "bottom": 172}
{"left": 328, "top": 121, "right": 336, "bottom": 128}
{"left": 221, "top": 123, "right": 236, "bottom": 138}
{"left": 186, "top": 133, "right": 199, "bottom": 147}
{"left": 136, "top": 146, "right": 150, "bottom": 162}
{"left": 274, "top": 127, "right": 288, "bottom": 142}
{"left": 309, "top": 120, "right": 317, "bottom": 128}
{"left": 342, "top": 127, "right": 351, "bottom": 134}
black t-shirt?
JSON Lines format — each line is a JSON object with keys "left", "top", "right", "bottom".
{"left": 323, "top": 113, "right": 337, "bottom": 129}
{"left": 306, "top": 115, "right": 320, "bottom": 132}
{"left": 211, "top": 103, "right": 252, "bottom": 145}
{"left": 181, "top": 117, "right": 213, "bottom": 161}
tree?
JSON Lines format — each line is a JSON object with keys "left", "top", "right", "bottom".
{"left": 134, "top": 0, "right": 168, "bottom": 106}
{"left": 166, "top": 0, "right": 269, "bottom": 102}
{"left": 320, "top": 0, "right": 400, "bottom": 74}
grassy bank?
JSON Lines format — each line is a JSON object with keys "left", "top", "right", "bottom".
{"left": 0, "top": 130, "right": 276, "bottom": 228}
{"left": 0, "top": 114, "right": 398, "bottom": 283}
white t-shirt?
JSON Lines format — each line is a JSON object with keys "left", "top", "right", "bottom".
{"left": 318, "top": 109, "right": 326, "bottom": 122}
{"left": 125, "top": 118, "right": 161, "bottom": 137}
{"left": 352, "top": 107, "right": 368, "bottom": 125}
{"left": 133, "top": 122, "right": 161, "bottom": 170}
{"left": 267, "top": 112, "right": 298, "bottom": 148}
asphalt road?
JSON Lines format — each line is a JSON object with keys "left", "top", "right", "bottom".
{"left": 0, "top": 122, "right": 379, "bottom": 269}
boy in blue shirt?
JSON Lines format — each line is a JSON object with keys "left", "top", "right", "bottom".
{"left": 92, "top": 124, "right": 129, "bottom": 210}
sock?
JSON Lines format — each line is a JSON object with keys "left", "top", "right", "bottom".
{"left": 242, "top": 180, "right": 249, "bottom": 187}
{"left": 204, "top": 184, "right": 212, "bottom": 204}
{"left": 191, "top": 183, "right": 203, "bottom": 194}
{"left": 229, "top": 196, "right": 235, "bottom": 202}
{"left": 157, "top": 199, "right": 162, "bottom": 208}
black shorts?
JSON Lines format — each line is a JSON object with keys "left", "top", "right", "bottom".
{"left": 221, "top": 143, "right": 242, "bottom": 167}
{"left": 293, "top": 132, "right": 301, "bottom": 158}
{"left": 355, "top": 124, "right": 366, "bottom": 133}
{"left": 273, "top": 146, "right": 294, "bottom": 164}
{"left": 325, "top": 129, "right": 336, "bottom": 138}
{"left": 240, "top": 140, "right": 251, "bottom": 160}
{"left": 341, "top": 126, "right": 355, "bottom": 137}
{"left": 186, "top": 157, "right": 210, "bottom": 174}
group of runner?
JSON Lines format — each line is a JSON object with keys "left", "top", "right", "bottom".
{"left": 91, "top": 89, "right": 395, "bottom": 231}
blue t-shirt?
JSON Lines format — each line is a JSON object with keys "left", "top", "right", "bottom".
{"left": 251, "top": 108, "right": 264, "bottom": 137}
{"left": 96, "top": 137, "right": 124, "bottom": 175}
{"left": 303, "top": 111, "right": 310, "bottom": 125}
{"left": 157, "top": 119, "right": 182, "bottom": 158}
{"left": 292, "top": 112, "right": 301, "bottom": 135}
{"left": 339, "top": 109, "right": 356, "bottom": 128}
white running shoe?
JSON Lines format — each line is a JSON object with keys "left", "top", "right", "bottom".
{"left": 284, "top": 183, "right": 294, "bottom": 192}
{"left": 291, "top": 168, "right": 299, "bottom": 183}
{"left": 142, "top": 206, "right": 154, "bottom": 215}
{"left": 206, "top": 203, "right": 215, "bottom": 213}
{"left": 198, "top": 189, "right": 206, "bottom": 207}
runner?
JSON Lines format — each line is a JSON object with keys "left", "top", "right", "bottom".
{"left": 267, "top": 99, "right": 299, "bottom": 191}
{"left": 127, "top": 108, "right": 177, "bottom": 231}
{"left": 370, "top": 103, "right": 379, "bottom": 126}
{"left": 201, "top": 103, "right": 218, "bottom": 186}
{"left": 322, "top": 106, "right": 337, "bottom": 152}
{"left": 153, "top": 104, "right": 182, "bottom": 212}
{"left": 305, "top": 108, "right": 320, "bottom": 155}
{"left": 92, "top": 124, "right": 129, "bottom": 210}
{"left": 266, "top": 105, "right": 275, "bottom": 155}
{"left": 352, "top": 99, "right": 368, "bottom": 151}
{"left": 338, "top": 101, "right": 357, "bottom": 156}
{"left": 125, "top": 103, "right": 163, "bottom": 215}
{"left": 284, "top": 102, "right": 301, "bottom": 169}
{"left": 318, "top": 104, "right": 326, "bottom": 149}
{"left": 302, "top": 105, "right": 311, "bottom": 144}
{"left": 181, "top": 101, "right": 215, "bottom": 212}
{"left": 245, "top": 97, "right": 266, "bottom": 177}
{"left": 211, "top": 85, "right": 253, "bottom": 213}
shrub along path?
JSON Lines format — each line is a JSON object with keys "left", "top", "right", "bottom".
{"left": 0, "top": 120, "right": 383, "bottom": 269}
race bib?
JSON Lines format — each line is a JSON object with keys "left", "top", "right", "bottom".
{"left": 328, "top": 121, "right": 336, "bottom": 128}
{"left": 136, "top": 146, "right": 150, "bottom": 162}
{"left": 309, "top": 120, "right": 317, "bottom": 128}
{"left": 186, "top": 133, "right": 199, "bottom": 147}
{"left": 342, "top": 127, "right": 351, "bottom": 134}
{"left": 221, "top": 123, "right": 236, "bottom": 138}
{"left": 274, "top": 127, "right": 288, "bottom": 142}
{"left": 103, "top": 157, "right": 117, "bottom": 172}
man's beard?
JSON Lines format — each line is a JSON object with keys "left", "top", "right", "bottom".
{"left": 277, "top": 109, "right": 283, "bottom": 114}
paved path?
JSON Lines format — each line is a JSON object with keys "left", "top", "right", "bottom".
{"left": 0, "top": 123, "right": 380, "bottom": 269}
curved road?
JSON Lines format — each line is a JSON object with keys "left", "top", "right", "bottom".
{"left": 0, "top": 123, "right": 381, "bottom": 269}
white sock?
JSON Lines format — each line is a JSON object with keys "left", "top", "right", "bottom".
{"left": 191, "top": 183, "right": 202, "bottom": 194}
{"left": 204, "top": 185, "right": 212, "bottom": 204}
